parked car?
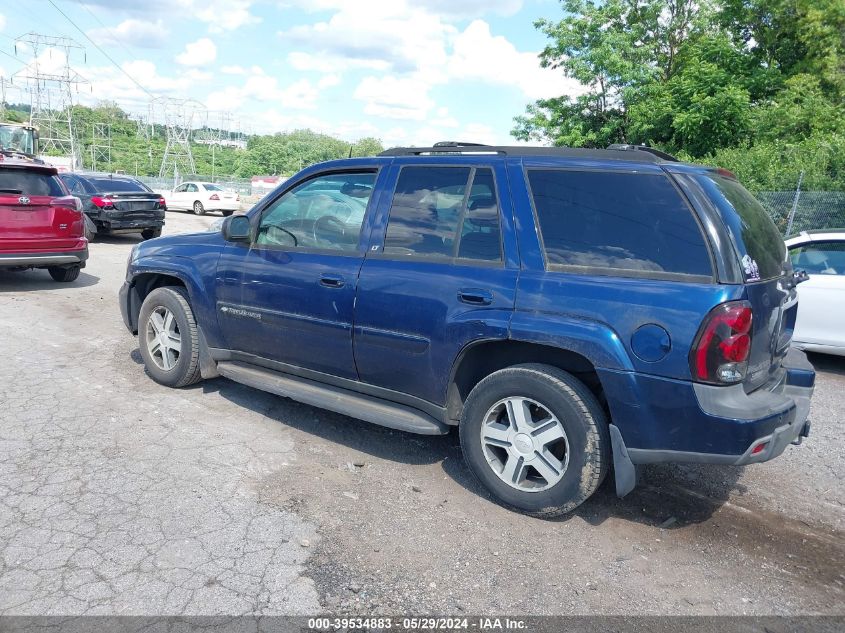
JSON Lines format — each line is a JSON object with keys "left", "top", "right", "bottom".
{"left": 166, "top": 181, "right": 240, "bottom": 216}
{"left": 0, "top": 156, "right": 88, "bottom": 281}
{"left": 786, "top": 229, "right": 845, "bottom": 356}
{"left": 118, "top": 143, "right": 815, "bottom": 517}
{"left": 58, "top": 173, "right": 166, "bottom": 241}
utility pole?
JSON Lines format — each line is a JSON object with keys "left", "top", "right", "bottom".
{"left": 13, "top": 33, "right": 88, "bottom": 167}
{"left": 91, "top": 122, "right": 111, "bottom": 172}
{"left": 156, "top": 97, "right": 203, "bottom": 180}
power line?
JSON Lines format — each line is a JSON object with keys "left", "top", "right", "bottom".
{"left": 45, "top": 0, "right": 156, "bottom": 99}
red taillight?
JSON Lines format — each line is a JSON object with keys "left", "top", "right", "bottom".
{"left": 158, "top": 197, "right": 166, "bottom": 207}
{"left": 209, "top": 193, "right": 220, "bottom": 201}
{"left": 690, "top": 301, "right": 753, "bottom": 384}
{"left": 751, "top": 442, "right": 767, "bottom": 455}
{"left": 52, "top": 196, "right": 82, "bottom": 212}
{"left": 91, "top": 195, "right": 115, "bottom": 208}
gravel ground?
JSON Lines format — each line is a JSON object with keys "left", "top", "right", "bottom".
{"left": 0, "top": 210, "right": 842, "bottom": 616}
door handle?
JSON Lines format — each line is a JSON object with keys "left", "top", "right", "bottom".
{"left": 458, "top": 288, "right": 493, "bottom": 306}
{"left": 319, "top": 274, "right": 345, "bottom": 288}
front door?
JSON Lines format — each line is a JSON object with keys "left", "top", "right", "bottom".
{"left": 215, "top": 169, "right": 382, "bottom": 380}
{"left": 353, "top": 164, "right": 519, "bottom": 405}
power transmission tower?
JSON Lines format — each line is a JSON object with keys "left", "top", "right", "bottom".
{"left": 91, "top": 122, "right": 111, "bottom": 172}
{"left": 13, "top": 33, "right": 88, "bottom": 167}
{"left": 156, "top": 97, "right": 203, "bottom": 182}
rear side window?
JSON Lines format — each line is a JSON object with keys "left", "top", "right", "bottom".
{"left": 0, "top": 169, "right": 65, "bottom": 196}
{"left": 86, "top": 177, "right": 149, "bottom": 193}
{"left": 384, "top": 166, "right": 502, "bottom": 262}
{"left": 694, "top": 174, "right": 786, "bottom": 281}
{"left": 527, "top": 170, "right": 712, "bottom": 279}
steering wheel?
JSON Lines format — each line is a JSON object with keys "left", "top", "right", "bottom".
{"left": 261, "top": 222, "right": 298, "bottom": 246}
{"left": 313, "top": 215, "right": 346, "bottom": 243}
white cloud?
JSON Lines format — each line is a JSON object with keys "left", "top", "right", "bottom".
{"left": 0, "top": 13, "right": 6, "bottom": 32}
{"left": 282, "top": 0, "right": 523, "bottom": 18}
{"left": 206, "top": 70, "right": 322, "bottom": 112}
{"left": 221, "top": 65, "right": 248, "bottom": 75}
{"left": 194, "top": 0, "right": 261, "bottom": 33}
{"left": 90, "top": 19, "right": 169, "bottom": 49}
{"left": 448, "top": 20, "right": 583, "bottom": 100}
{"left": 175, "top": 38, "right": 217, "bottom": 67}
{"left": 354, "top": 75, "right": 435, "bottom": 121}
{"left": 280, "top": 3, "right": 454, "bottom": 76}
{"left": 317, "top": 74, "right": 340, "bottom": 89}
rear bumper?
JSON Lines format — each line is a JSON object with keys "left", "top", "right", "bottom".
{"left": 0, "top": 247, "right": 88, "bottom": 268}
{"left": 604, "top": 348, "right": 815, "bottom": 467}
{"left": 88, "top": 210, "right": 165, "bottom": 233}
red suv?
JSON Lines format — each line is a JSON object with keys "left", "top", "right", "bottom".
{"left": 0, "top": 156, "right": 88, "bottom": 282}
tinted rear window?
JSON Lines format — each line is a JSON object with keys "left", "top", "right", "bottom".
{"left": 694, "top": 174, "right": 786, "bottom": 281}
{"left": 86, "top": 177, "right": 149, "bottom": 193}
{"left": 527, "top": 169, "right": 712, "bottom": 278}
{"left": 0, "top": 169, "right": 65, "bottom": 196}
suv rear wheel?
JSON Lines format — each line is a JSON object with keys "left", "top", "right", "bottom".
{"left": 138, "top": 286, "right": 202, "bottom": 387}
{"left": 459, "top": 363, "right": 610, "bottom": 517}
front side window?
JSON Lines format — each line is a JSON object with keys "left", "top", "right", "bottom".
{"left": 383, "top": 166, "right": 502, "bottom": 262}
{"left": 174, "top": 184, "right": 187, "bottom": 193}
{"left": 256, "top": 171, "right": 376, "bottom": 252}
{"left": 528, "top": 169, "right": 712, "bottom": 278}
{"left": 186, "top": 183, "right": 198, "bottom": 193}
{"left": 789, "top": 241, "right": 845, "bottom": 275}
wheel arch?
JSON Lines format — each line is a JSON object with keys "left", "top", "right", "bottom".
{"left": 446, "top": 339, "right": 607, "bottom": 424}
{"left": 125, "top": 271, "right": 191, "bottom": 333}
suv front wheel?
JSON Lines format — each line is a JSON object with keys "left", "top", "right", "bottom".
{"left": 138, "top": 286, "right": 202, "bottom": 387}
{"left": 459, "top": 364, "right": 610, "bottom": 517}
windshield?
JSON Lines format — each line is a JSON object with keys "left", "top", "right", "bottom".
{"left": 695, "top": 173, "right": 786, "bottom": 281}
{"left": 86, "top": 177, "right": 150, "bottom": 193}
{"left": 203, "top": 183, "right": 224, "bottom": 191}
{"left": 0, "top": 125, "right": 36, "bottom": 155}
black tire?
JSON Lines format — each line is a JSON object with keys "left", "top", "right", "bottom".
{"left": 141, "top": 228, "right": 162, "bottom": 240}
{"left": 193, "top": 201, "right": 206, "bottom": 216}
{"left": 137, "top": 286, "right": 202, "bottom": 388}
{"left": 222, "top": 209, "right": 234, "bottom": 217}
{"left": 48, "top": 265, "right": 81, "bottom": 282}
{"left": 459, "top": 363, "right": 610, "bottom": 517}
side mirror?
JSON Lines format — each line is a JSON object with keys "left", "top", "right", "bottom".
{"left": 222, "top": 214, "right": 251, "bottom": 242}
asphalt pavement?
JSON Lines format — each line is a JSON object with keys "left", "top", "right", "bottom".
{"left": 0, "top": 210, "right": 842, "bottom": 616}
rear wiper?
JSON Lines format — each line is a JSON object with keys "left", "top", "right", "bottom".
{"left": 0, "top": 188, "right": 23, "bottom": 194}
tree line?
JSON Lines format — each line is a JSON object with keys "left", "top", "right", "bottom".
{"left": 512, "top": 0, "right": 845, "bottom": 192}
{"left": 2, "top": 102, "right": 383, "bottom": 179}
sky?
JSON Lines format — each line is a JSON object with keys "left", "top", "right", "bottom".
{"left": 0, "top": 0, "right": 582, "bottom": 147}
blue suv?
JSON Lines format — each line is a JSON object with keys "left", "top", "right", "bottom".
{"left": 119, "top": 143, "right": 815, "bottom": 516}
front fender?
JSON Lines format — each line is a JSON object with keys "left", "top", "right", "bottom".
{"left": 128, "top": 254, "right": 220, "bottom": 344}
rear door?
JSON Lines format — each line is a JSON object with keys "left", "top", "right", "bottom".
{"left": 353, "top": 162, "right": 519, "bottom": 406}
{"left": 788, "top": 239, "right": 845, "bottom": 349}
{"left": 0, "top": 167, "right": 81, "bottom": 253}
{"left": 692, "top": 173, "right": 792, "bottom": 390}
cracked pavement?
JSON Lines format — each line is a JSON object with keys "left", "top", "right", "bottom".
{"left": 1, "top": 212, "right": 843, "bottom": 616}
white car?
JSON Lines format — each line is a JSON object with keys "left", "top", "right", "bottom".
{"left": 786, "top": 229, "right": 845, "bottom": 356}
{"left": 166, "top": 181, "right": 240, "bottom": 216}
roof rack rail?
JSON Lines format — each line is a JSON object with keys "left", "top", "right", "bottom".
{"left": 379, "top": 142, "right": 503, "bottom": 157}
{"left": 376, "top": 143, "right": 673, "bottom": 162}
{"left": 607, "top": 143, "right": 678, "bottom": 162}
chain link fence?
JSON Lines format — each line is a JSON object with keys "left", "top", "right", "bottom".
{"left": 757, "top": 190, "right": 845, "bottom": 236}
